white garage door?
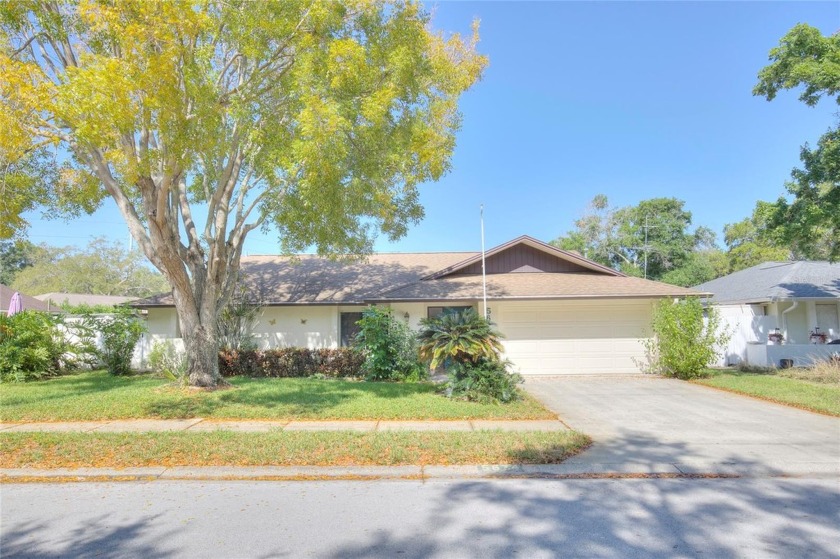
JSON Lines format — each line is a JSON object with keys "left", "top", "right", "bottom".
{"left": 496, "top": 300, "right": 652, "bottom": 375}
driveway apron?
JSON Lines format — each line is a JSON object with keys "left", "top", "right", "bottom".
{"left": 523, "top": 376, "right": 840, "bottom": 476}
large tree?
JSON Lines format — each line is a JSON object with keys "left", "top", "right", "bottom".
{"left": 0, "top": 1, "right": 485, "bottom": 386}
{"left": 754, "top": 23, "right": 840, "bottom": 260}
{"left": 551, "top": 195, "right": 714, "bottom": 281}
{"left": 723, "top": 201, "right": 791, "bottom": 271}
{"left": 0, "top": 239, "right": 38, "bottom": 285}
{"left": 659, "top": 249, "right": 728, "bottom": 288}
{"left": 12, "top": 238, "right": 168, "bottom": 297}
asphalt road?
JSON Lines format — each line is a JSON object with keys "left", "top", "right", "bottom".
{"left": 3, "top": 478, "right": 839, "bottom": 558}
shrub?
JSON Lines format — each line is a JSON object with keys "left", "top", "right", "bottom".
{"left": 446, "top": 358, "right": 523, "bottom": 404}
{"left": 0, "top": 311, "right": 71, "bottom": 382}
{"left": 641, "top": 298, "right": 730, "bottom": 380}
{"left": 219, "top": 348, "right": 263, "bottom": 377}
{"left": 418, "top": 308, "right": 504, "bottom": 369}
{"left": 355, "top": 306, "right": 426, "bottom": 381}
{"left": 217, "top": 286, "right": 261, "bottom": 351}
{"left": 148, "top": 340, "right": 188, "bottom": 384}
{"left": 260, "top": 348, "right": 317, "bottom": 377}
{"left": 72, "top": 307, "right": 146, "bottom": 376}
{"left": 218, "top": 348, "right": 365, "bottom": 378}
{"left": 312, "top": 348, "right": 367, "bottom": 378}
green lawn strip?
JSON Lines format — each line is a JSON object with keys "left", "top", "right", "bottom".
{"left": 0, "top": 431, "right": 591, "bottom": 468}
{"left": 0, "top": 371, "right": 554, "bottom": 422}
{"left": 695, "top": 371, "right": 840, "bottom": 417}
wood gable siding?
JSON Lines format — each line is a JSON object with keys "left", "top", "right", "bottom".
{"left": 457, "top": 244, "right": 593, "bottom": 275}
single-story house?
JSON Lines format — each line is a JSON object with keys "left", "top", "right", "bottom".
{"left": 0, "top": 284, "right": 52, "bottom": 313}
{"left": 132, "top": 235, "right": 702, "bottom": 375}
{"left": 694, "top": 261, "right": 840, "bottom": 368}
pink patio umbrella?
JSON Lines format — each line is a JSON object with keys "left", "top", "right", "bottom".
{"left": 6, "top": 291, "right": 22, "bottom": 316}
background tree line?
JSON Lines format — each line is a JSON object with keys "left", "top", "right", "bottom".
{"left": 550, "top": 195, "right": 822, "bottom": 287}
{"left": 0, "top": 237, "right": 167, "bottom": 298}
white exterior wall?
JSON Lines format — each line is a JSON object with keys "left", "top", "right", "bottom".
{"left": 714, "top": 304, "right": 774, "bottom": 367}
{"left": 780, "top": 302, "right": 809, "bottom": 344}
{"left": 388, "top": 302, "right": 430, "bottom": 331}
{"left": 136, "top": 308, "right": 183, "bottom": 369}
{"left": 253, "top": 306, "right": 339, "bottom": 349}
{"left": 815, "top": 302, "right": 840, "bottom": 340}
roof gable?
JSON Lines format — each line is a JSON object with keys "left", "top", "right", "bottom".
{"left": 425, "top": 235, "right": 623, "bottom": 279}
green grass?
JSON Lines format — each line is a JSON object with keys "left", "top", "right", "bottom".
{"left": 0, "top": 430, "right": 590, "bottom": 468}
{"left": 695, "top": 369, "right": 840, "bottom": 417}
{"left": 0, "top": 370, "right": 554, "bottom": 422}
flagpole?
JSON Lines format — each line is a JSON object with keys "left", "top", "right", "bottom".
{"left": 481, "top": 204, "right": 487, "bottom": 320}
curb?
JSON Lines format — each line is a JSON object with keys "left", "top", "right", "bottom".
{"left": 0, "top": 419, "right": 568, "bottom": 433}
{"left": 3, "top": 463, "right": 838, "bottom": 483}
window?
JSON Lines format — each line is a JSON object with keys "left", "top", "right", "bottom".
{"left": 426, "top": 305, "right": 473, "bottom": 319}
{"left": 340, "top": 312, "right": 364, "bottom": 347}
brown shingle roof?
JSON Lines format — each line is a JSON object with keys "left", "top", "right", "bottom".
{"left": 133, "top": 252, "right": 474, "bottom": 307}
{"left": 371, "top": 273, "right": 704, "bottom": 301}
{"left": 0, "top": 284, "right": 52, "bottom": 312}
{"left": 131, "top": 237, "right": 707, "bottom": 308}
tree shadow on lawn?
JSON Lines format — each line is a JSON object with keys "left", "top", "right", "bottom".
{"left": 143, "top": 396, "right": 226, "bottom": 419}
{"left": 141, "top": 378, "right": 433, "bottom": 418}
{"left": 0, "top": 371, "right": 161, "bottom": 409}
{"left": 215, "top": 378, "right": 437, "bottom": 416}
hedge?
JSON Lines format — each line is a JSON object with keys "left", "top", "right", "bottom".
{"left": 218, "top": 348, "right": 365, "bottom": 378}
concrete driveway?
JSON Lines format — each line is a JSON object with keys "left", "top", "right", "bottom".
{"left": 523, "top": 376, "right": 840, "bottom": 476}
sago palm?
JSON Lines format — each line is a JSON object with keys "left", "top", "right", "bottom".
{"left": 417, "top": 308, "right": 505, "bottom": 369}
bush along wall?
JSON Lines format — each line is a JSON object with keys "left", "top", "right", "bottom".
{"left": 0, "top": 311, "right": 73, "bottom": 382}
{"left": 218, "top": 348, "right": 365, "bottom": 378}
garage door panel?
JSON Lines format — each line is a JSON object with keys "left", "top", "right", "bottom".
{"left": 504, "top": 341, "right": 539, "bottom": 354}
{"left": 612, "top": 339, "right": 645, "bottom": 351}
{"left": 498, "top": 300, "right": 651, "bottom": 375}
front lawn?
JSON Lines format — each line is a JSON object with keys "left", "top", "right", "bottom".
{"left": 0, "top": 430, "right": 590, "bottom": 468}
{"left": 0, "top": 371, "right": 554, "bottom": 422}
{"left": 695, "top": 368, "right": 840, "bottom": 417}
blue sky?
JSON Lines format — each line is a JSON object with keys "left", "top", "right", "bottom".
{"left": 22, "top": 1, "right": 840, "bottom": 256}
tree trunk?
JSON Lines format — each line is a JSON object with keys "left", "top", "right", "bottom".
{"left": 183, "top": 322, "right": 220, "bottom": 387}
{"left": 175, "top": 290, "right": 222, "bottom": 387}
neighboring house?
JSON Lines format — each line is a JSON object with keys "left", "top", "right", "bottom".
{"left": 0, "top": 284, "right": 52, "bottom": 313}
{"left": 132, "top": 235, "right": 701, "bottom": 375}
{"left": 34, "top": 293, "right": 137, "bottom": 308}
{"left": 694, "top": 261, "right": 840, "bottom": 368}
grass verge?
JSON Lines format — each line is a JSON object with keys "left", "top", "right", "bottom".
{"left": 0, "top": 431, "right": 591, "bottom": 468}
{"left": 0, "top": 371, "right": 553, "bottom": 422}
{"left": 695, "top": 369, "right": 840, "bottom": 417}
